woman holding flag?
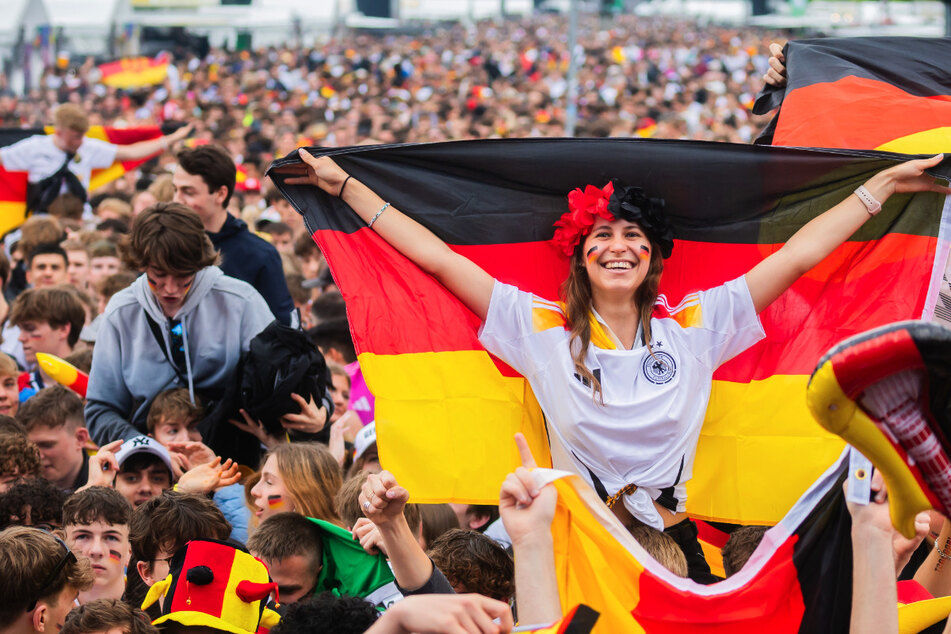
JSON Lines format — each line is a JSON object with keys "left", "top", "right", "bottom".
{"left": 287, "top": 149, "right": 949, "bottom": 583}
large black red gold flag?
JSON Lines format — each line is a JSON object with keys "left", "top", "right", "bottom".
{"left": 0, "top": 126, "right": 163, "bottom": 235}
{"left": 753, "top": 37, "right": 951, "bottom": 152}
{"left": 269, "top": 139, "right": 951, "bottom": 526}
{"left": 537, "top": 453, "right": 853, "bottom": 633}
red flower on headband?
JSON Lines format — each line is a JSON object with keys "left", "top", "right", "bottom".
{"left": 551, "top": 181, "right": 615, "bottom": 257}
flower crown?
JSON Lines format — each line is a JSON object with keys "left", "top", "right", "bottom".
{"left": 551, "top": 181, "right": 673, "bottom": 258}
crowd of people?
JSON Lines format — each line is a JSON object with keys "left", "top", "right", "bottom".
{"left": 0, "top": 9, "right": 947, "bottom": 634}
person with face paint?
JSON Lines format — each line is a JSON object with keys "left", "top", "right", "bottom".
{"left": 62, "top": 487, "right": 133, "bottom": 604}
{"left": 249, "top": 442, "right": 343, "bottom": 526}
{"left": 84, "top": 203, "right": 274, "bottom": 451}
{"left": 289, "top": 151, "right": 951, "bottom": 584}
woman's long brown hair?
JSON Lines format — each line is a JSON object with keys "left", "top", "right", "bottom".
{"left": 270, "top": 442, "right": 343, "bottom": 525}
{"left": 560, "top": 238, "right": 664, "bottom": 402}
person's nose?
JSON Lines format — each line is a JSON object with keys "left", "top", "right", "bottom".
{"left": 88, "top": 535, "right": 106, "bottom": 558}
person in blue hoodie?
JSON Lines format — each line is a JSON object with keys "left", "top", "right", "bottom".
{"left": 84, "top": 202, "right": 275, "bottom": 447}
{"left": 172, "top": 144, "right": 296, "bottom": 327}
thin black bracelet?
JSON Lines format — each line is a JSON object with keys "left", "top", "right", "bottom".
{"left": 338, "top": 175, "right": 353, "bottom": 198}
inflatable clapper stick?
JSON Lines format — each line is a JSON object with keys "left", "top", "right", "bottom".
{"left": 35, "top": 352, "right": 88, "bottom": 398}
{"left": 807, "top": 320, "right": 951, "bottom": 539}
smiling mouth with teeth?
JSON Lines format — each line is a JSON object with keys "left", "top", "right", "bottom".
{"left": 603, "top": 261, "right": 634, "bottom": 270}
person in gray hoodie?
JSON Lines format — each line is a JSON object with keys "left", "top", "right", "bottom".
{"left": 84, "top": 202, "right": 275, "bottom": 447}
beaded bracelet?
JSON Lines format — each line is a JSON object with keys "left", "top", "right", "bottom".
{"left": 368, "top": 202, "right": 391, "bottom": 228}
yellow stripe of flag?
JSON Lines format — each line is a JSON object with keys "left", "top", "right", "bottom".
{"left": 363, "top": 350, "right": 843, "bottom": 523}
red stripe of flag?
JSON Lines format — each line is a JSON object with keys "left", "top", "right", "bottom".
{"left": 315, "top": 228, "right": 935, "bottom": 379}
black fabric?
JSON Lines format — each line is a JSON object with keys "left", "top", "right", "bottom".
{"left": 27, "top": 153, "right": 87, "bottom": 213}
{"left": 268, "top": 140, "right": 951, "bottom": 246}
{"left": 791, "top": 471, "right": 853, "bottom": 634}
{"left": 752, "top": 38, "right": 951, "bottom": 143}
{"left": 236, "top": 320, "right": 329, "bottom": 438}
{"left": 663, "top": 517, "right": 719, "bottom": 585}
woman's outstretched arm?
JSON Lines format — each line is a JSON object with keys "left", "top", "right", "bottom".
{"left": 745, "top": 154, "right": 951, "bottom": 314}
{"left": 286, "top": 150, "right": 495, "bottom": 321}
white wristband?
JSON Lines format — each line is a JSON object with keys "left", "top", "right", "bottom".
{"left": 854, "top": 185, "right": 882, "bottom": 216}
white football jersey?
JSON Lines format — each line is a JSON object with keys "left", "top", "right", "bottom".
{"left": 479, "top": 276, "right": 765, "bottom": 529}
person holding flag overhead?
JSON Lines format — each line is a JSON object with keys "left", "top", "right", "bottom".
{"left": 0, "top": 104, "right": 191, "bottom": 214}
{"left": 287, "top": 149, "right": 950, "bottom": 583}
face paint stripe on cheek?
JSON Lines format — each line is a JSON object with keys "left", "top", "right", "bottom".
{"left": 586, "top": 246, "right": 599, "bottom": 264}
{"left": 267, "top": 495, "right": 284, "bottom": 508}
{"left": 108, "top": 550, "right": 122, "bottom": 562}
{"left": 638, "top": 245, "right": 650, "bottom": 261}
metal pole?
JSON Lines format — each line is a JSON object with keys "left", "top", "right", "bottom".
{"left": 946, "top": 0, "right": 951, "bottom": 36}
{"left": 565, "top": 0, "right": 579, "bottom": 137}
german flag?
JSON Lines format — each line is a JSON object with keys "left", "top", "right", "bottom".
{"left": 269, "top": 139, "right": 951, "bottom": 524}
{"left": 98, "top": 55, "right": 170, "bottom": 89}
{"left": 0, "top": 126, "right": 162, "bottom": 235}
{"left": 540, "top": 457, "right": 856, "bottom": 633}
{"left": 753, "top": 37, "right": 951, "bottom": 153}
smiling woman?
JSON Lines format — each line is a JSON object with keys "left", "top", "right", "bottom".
{"left": 288, "top": 150, "right": 951, "bottom": 584}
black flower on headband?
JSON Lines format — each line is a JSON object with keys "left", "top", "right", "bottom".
{"left": 607, "top": 182, "right": 674, "bottom": 259}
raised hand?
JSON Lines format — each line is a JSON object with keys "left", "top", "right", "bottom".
{"left": 499, "top": 433, "right": 557, "bottom": 547}
{"left": 81, "top": 439, "right": 123, "bottom": 490}
{"left": 279, "top": 393, "right": 328, "bottom": 435}
{"left": 878, "top": 154, "right": 951, "bottom": 196}
{"left": 284, "top": 150, "right": 350, "bottom": 196}
{"left": 165, "top": 440, "right": 216, "bottom": 467}
{"left": 228, "top": 409, "right": 282, "bottom": 449}
{"left": 352, "top": 517, "right": 387, "bottom": 556}
{"left": 360, "top": 470, "right": 409, "bottom": 527}
{"left": 764, "top": 42, "right": 786, "bottom": 87}
{"left": 176, "top": 456, "right": 242, "bottom": 494}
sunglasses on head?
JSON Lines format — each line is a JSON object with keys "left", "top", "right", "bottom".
{"left": 26, "top": 533, "right": 77, "bottom": 612}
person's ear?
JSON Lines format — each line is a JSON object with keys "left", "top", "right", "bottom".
{"left": 214, "top": 185, "right": 229, "bottom": 207}
{"left": 137, "top": 559, "right": 155, "bottom": 586}
{"left": 31, "top": 601, "right": 49, "bottom": 632}
{"left": 74, "top": 426, "right": 89, "bottom": 446}
{"left": 25, "top": 269, "right": 33, "bottom": 285}
{"left": 468, "top": 513, "right": 491, "bottom": 531}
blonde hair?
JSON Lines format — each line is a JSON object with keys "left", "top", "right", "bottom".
{"left": 17, "top": 216, "right": 63, "bottom": 260}
{"left": 96, "top": 197, "right": 133, "bottom": 223}
{"left": 0, "top": 353, "right": 18, "bottom": 378}
{"left": 267, "top": 443, "right": 343, "bottom": 525}
{"left": 630, "top": 525, "right": 688, "bottom": 578}
{"left": 147, "top": 173, "right": 175, "bottom": 203}
{"left": 53, "top": 103, "right": 90, "bottom": 134}
{"left": 560, "top": 238, "right": 664, "bottom": 401}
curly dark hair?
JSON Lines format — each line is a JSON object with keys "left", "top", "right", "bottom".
{"left": 427, "top": 529, "right": 514, "bottom": 601}
{"left": 0, "top": 477, "right": 68, "bottom": 530}
{"left": 270, "top": 592, "right": 379, "bottom": 634}
{"left": 0, "top": 433, "right": 41, "bottom": 482}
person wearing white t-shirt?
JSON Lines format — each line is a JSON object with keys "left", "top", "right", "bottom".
{"left": 0, "top": 103, "right": 191, "bottom": 213}
{"left": 287, "top": 150, "right": 950, "bottom": 583}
